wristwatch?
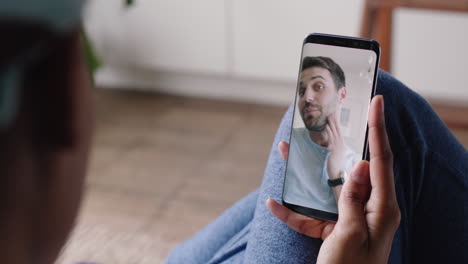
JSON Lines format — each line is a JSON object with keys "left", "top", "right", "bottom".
{"left": 327, "top": 171, "right": 346, "bottom": 187}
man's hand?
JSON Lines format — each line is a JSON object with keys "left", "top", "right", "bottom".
{"left": 325, "top": 109, "right": 347, "bottom": 202}
{"left": 325, "top": 110, "right": 347, "bottom": 180}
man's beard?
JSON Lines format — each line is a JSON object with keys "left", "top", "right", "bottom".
{"left": 301, "top": 104, "right": 328, "bottom": 132}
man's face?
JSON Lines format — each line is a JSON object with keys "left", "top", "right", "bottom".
{"left": 298, "top": 66, "right": 342, "bottom": 132}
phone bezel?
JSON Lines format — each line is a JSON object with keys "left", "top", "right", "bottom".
{"left": 281, "top": 33, "right": 381, "bottom": 222}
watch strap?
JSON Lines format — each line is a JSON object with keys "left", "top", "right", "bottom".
{"left": 328, "top": 177, "right": 345, "bottom": 187}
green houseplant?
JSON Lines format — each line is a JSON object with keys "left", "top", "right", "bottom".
{"left": 84, "top": 0, "right": 135, "bottom": 76}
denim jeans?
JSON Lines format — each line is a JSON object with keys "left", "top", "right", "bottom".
{"left": 164, "top": 71, "right": 468, "bottom": 264}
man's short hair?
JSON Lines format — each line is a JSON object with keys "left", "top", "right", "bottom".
{"left": 301, "top": 56, "right": 346, "bottom": 90}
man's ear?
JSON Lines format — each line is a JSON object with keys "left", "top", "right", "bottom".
{"left": 338, "top": 87, "right": 347, "bottom": 104}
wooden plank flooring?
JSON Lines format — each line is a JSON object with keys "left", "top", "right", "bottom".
{"left": 58, "top": 88, "right": 467, "bottom": 264}
{"left": 58, "top": 89, "right": 286, "bottom": 263}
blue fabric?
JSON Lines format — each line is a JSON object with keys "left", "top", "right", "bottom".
{"left": 164, "top": 70, "right": 468, "bottom": 264}
{"left": 164, "top": 190, "right": 257, "bottom": 264}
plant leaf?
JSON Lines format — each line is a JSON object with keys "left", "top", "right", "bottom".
{"left": 125, "top": 0, "right": 134, "bottom": 8}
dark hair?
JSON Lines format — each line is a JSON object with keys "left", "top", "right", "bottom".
{"left": 301, "top": 56, "right": 346, "bottom": 90}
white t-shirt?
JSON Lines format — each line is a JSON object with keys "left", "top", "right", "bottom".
{"left": 283, "top": 127, "right": 360, "bottom": 214}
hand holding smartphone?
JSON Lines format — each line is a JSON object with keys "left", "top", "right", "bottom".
{"left": 282, "top": 33, "right": 381, "bottom": 221}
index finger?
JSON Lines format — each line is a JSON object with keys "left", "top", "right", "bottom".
{"left": 367, "top": 95, "right": 396, "bottom": 204}
{"left": 266, "top": 198, "right": 333, "bottom": 239}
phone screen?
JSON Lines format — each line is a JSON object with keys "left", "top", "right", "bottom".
{"left": 282, "top": 34, "right": 380, "bottom": 221}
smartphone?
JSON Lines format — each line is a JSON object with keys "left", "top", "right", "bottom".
{"left": 282, "top": 33, "right": 380, "bottom": 221}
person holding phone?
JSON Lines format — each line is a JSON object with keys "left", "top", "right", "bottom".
{"left": 1, "top": 1, "right": 467, "bottom": 264}
{"left": 269, "top": 95, "right": 401, "bottom": 264}
{"left": 166, "top": 72, "right": 467, "bottom": 263}
{"left": 0, "top": 2, "right": 397, "bottom": 263}
{"left": 284, "top": 56, "right": 360, "bottom": 215}
{"left": 165, "top": 93, "right": 401, "bottom": 264}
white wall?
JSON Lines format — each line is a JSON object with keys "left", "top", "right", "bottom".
{"left": 84, "top": 0, "right": 227, "bottom": 74}
{"left": 84, "top": 1, "right": 468, "bottom": 106}
{"left": 230, "top": 0, "right": 364, "bottom": 80}
{"left": 393, "top": 8, "right": 468, "bottom": 105}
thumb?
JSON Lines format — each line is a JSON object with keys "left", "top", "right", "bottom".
{"left": 337, "top": 161, "right": 371, "bottom": 227}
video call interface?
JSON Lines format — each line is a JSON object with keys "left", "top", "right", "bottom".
{"left": 283, "top": 43, "right": 377, "bottom": 215}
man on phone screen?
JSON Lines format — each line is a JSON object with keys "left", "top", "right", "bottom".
{"left": 284, "top": 56, "right": 360, "bottom": 214}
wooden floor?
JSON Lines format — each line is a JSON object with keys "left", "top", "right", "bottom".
{"left": 58, "top": 89, "right": 287, "bottom": 263}
{"left": 58, "top": 88, "right": 467, "bottom": 264}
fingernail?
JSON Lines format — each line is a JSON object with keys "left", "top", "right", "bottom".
{"left": 266, "top": 197, "right": 276, "bottom": 208}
